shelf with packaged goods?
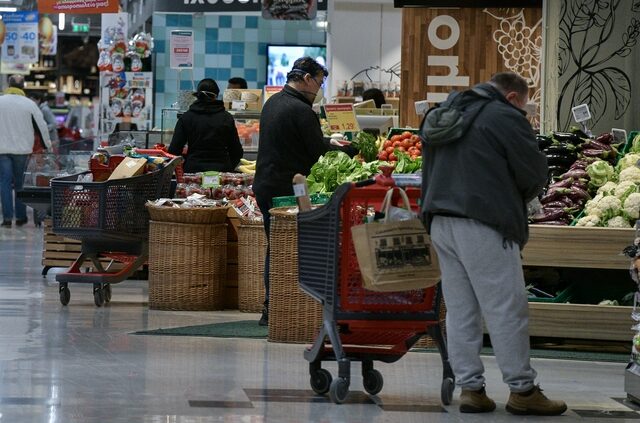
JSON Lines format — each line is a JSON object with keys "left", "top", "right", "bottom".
{"left": 520, "top": 225, "right": 634, "bottom": 341}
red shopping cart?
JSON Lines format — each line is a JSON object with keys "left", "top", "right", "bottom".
{"left": 51, "top": 151, "right": 182, "bottom": 307}
{"left": 297, "top": 178, "right": 454, "bottom": 404}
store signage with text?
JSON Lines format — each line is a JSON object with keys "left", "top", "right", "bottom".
{"left": 38, "top": 0, "right": 119, "bottom": 14}
{"left": 0, "top": 12, "right": 39, "bottom": 65}
{"left": 323, "top": 104, "right": 360, "bottom": 133}
{"left": 154, "top": 0, "right": 326, "bottom": 13}
{"left": 170, "top": 30, "right": 194, "bottom": 69}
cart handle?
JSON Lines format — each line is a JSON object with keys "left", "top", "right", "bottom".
{"left": 354, "top": 179, "right": 376, "bottom": 187}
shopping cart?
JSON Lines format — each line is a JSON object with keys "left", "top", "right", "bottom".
{"left": 51, "top": 152, "right": 182, "bottom": 307}
{"left": 297, "top": 178, "right": 454, "bottom": 404}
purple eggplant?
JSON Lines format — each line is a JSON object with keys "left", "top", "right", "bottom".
{"left": 570, "top": 160, "right": 590, "bottom": 170}
{"left": 560, "top": 169, "right": 588, "bottom": 179}
{"left": 596, "top": 133, "right": 613, "bottom": 144}
{"left": 535, "top": 220, "right": 569, "bottom": 226}
{"left": 581, "top": 149, "right": 609, "bottom": 158}
{"left": 531, "top": 208, "right": 569, "bottom": 223}
{"left": 581, "top": 139, "right": 612, "bottom": 151}
{"left": 568, "top": 185, "right": 590, "bottom": 201}
{"left": 542, "top": 200, "right": 570, "bottom": 209}
{"left": 549, "top": 178, "right": 574, "bottom": 189}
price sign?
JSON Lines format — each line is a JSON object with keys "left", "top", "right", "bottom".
{"left": 571, "top": 104, "right": 591, "bottom": 123}
{"left": 323, "top": 104, "right": 360, "bottom": 133}
{"left": 169, "top": 30, "right": 194, "bottom": 69}
{"left": 263, "top": 86, "right": 283, "bottom": 103}
{"left": 0, "top": 12, "right": 39, "bottom": 64}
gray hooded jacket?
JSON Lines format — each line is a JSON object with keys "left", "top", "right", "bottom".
{"left": 420, "top": 83, "right": 548, "bottom": 248}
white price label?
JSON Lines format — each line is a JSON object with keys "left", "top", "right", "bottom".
{"left": 293, "top": 183, "right": 307, "bottom": 198}
{"left": 571, "top": 104, "right": 591, "bottom": 123}
{"left": 231, "top": 100, "right": 247, "bottom": 110}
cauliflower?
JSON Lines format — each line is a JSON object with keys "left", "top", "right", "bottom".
{"left": 584, "top": 193, "right": 604, "bottom": 217}
{"left": 597, "top": 181, "right": 617, "bottom": 196}
{"left": 613, "top": 180, "right": 639, "bottom": 200}
{"left": 595, "top": 195, "right": 622, "bottom": 220}
{"left": 575, "top": 215, "right": 601, "bottom": 227}
{"left": 606, "top": 216, "right": 632, "bottom": 228}
{"left": 617, "top": 153, "right": 640, "bottom": 172}
{"left": 624, "top": 192, "right": 640, "bottom": 220}
{"left": 619, "top": 166, "right": 640, "bottom": 184}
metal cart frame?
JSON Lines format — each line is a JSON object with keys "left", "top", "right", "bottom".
{"left": 297, "top": 181, "right": 454, "bottom": 404}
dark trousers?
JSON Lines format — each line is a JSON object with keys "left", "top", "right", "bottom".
{"left": 256, "top": 195, "right": 273, "bottom": 308}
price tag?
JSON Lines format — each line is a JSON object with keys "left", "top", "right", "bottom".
{"left": 263, "top": 86, "right": 283, "bottom": 103}
{"left": 231, "top": 100, "right": 247, "bottom": 110}
{"left": 323, "top": 104, "right": 360, "bottom": 133}
{"left": 572, "top": 104, "right": 591, "bottom": 123}
{"left": 202, "top": 171, "right": 220, "bottom": 188}
{"left": 0, "top": 12, "right": 39, "bottom": 64}
{"left": 612, "top": 128, "right": 627, "bottom": 145}
{"left": 293, "top": 183, "right": 307, "bottom": 198}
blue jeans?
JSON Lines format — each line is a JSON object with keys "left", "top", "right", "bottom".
{"left": 0, "top": 154, "right": 29, "bottom": 221}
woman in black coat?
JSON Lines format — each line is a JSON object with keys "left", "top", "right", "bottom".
{"left": 168, "top": 78, "right": 243, "bottom": 173}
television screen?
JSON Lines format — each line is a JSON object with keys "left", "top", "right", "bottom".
{"left": 266, "top": 45, "right": 326, "bottom": 86}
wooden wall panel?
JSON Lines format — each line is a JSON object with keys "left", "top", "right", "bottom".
{"left": 401, "top": 7, "right": 542, "bottom": 128}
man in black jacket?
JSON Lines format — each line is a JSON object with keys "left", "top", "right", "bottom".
{"left": 421, "top": 72, "right": 566, "bottom": 416}
{"left": 253, "top": 56, "right": 353, "bottom": 326}
{"left": 169, "top": 79, "right": 243, "bottom": 173}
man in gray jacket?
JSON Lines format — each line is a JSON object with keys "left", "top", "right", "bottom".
{"left": 421, "top": 72, "right": 566, "bottom": 415}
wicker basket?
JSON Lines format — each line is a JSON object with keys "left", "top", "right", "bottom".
{"left": 413, "top": 298, "right": 447, "bottom": 349}
{"left": 238, "top": 220, "right": 267, "bottom": 313}
{"left": 146, "top": 204, "right": 229, "bottom": 224}
{"left": 267, "top": 208, "right": 323, "bottom": 343}
{"left": 148, "top": 221, "right": 227, "bottom": 310}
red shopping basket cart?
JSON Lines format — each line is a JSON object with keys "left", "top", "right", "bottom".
{"left": 51, "top": 155, "right": 182, "bottom": 307}
{"left": 297, "top": 179, "right": 453, "bottom": 404}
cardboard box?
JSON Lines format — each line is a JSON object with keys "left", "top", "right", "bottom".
{"left": 107, "top": 157, "right": 147, "bottom": 180}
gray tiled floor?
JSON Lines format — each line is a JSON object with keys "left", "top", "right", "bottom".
{"left": 0, "top": 223, "right": 637, "bottom": 422}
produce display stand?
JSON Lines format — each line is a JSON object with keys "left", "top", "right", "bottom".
{"left": 522, "top": 225, "right": 634, "bottom": 341}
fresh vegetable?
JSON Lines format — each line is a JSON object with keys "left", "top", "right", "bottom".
{"left": 586, "top": 160, "right": 615, "bottom": 187}
{"left": 394, "top": 150, "right": 422, "bottom": 174}
{"left": 624, "top": 193, "right": 640, "bottom": 220}
{"left": 378, "top": 130, "right": 421, "bottom": 162}
{"left": 616, "top": 153, "right": 640, "bottom": 172}
{"left": 613, "top": 181, "right": 638, "bottom": 201}
{"left": 594, "top": 195, "right": 622, "bottom": 220}
{"left": 619, "top": 166, "right": 640, "bottom": 184}
{"left": 606, "top": 216, "right": 632, "bottom": 228}
{"left": 306, "top": 151, "right": 384, "bottom": 193}
{"left": 352, "top": 131, "right": 378, "bottom": 163}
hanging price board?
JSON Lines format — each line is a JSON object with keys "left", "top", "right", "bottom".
{"left": 323, "top": 104, "right": 360, "bottom": 133}
{"left": 0, "top": 12, "right": 39, "bottom": 64}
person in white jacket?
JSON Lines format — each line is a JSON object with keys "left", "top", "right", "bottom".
{"left": 0, "top": 75, "right": 51, "bottom": 227}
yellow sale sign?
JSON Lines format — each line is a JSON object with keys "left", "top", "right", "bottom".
{"left": 323, "top": 104, "right": 360, "bottom": 133}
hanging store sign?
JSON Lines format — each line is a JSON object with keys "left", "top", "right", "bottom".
{"left": 262, "top": 0, "right": 317, "bottom": 20}
{"left": 0, "top": 12, "right": 39, "bottom": 64}
{"left": 38, "top": 0, "right": 119, "bottom": 14}
{"left": 154, "top": 0, "right": 326, "bottom": 13}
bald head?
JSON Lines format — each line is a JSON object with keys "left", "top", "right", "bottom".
{"left": 8, "top": 75, "right": 24, "bottom": 89}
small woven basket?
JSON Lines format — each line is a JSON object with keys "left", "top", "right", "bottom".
{"left": 238, "top": 220, "right": 267, "bottom": 313}
{"left": 267, "top": 207, "right": 322, "bottom": 344}
{"left": 146, "top": 204, "right": 229, "bottom": 224}
{"left": 148, "top": 221, "right": 227, "bottom": 310}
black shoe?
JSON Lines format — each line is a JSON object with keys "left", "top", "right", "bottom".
{"left": 15, "top": 218, "right": 27, "bottom": 226}
{"left": 1, "top": 220, "right": 11, "bottom": 227}
{"left": 258, "top": 307, "right": 268, "bottom": 326}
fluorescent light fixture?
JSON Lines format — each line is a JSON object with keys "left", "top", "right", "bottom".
{"left": 0, "top": 7, "right": 17, "bottom": 12}
{"left": 58, "top": 13, "right": 65, "bottom": 30}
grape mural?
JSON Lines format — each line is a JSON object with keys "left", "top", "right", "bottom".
{"left": 485, "top": 8, "right": 543, "bottom": 127}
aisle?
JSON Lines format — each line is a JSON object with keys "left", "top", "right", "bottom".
{"left": 0, "top": 223, "right": 636, "bottom": 422}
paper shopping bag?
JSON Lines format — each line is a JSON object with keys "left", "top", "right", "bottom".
{"left": 350, "top": 188, "right": 440, "bottom": 292}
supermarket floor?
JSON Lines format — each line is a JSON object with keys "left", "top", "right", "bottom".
{"left": 0, "top": 223, "right": 638, "bottom": 422}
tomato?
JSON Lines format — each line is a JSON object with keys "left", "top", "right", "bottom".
{"left": 401, "top": 131, "right": 413, "bottom": 139}
{"left": 389, "top": 152, "right": 397, "bottom": 161}
{"left": 397, "top": 146, "right": 405, "bottom": 152}
{"left": 416, "top": 141, "right": 422, "bottom": 150}
{"left": 390, "top": 135, "right": 402, "bottom": 142}
{"left": 378, "top": 151, "right": 388, "bottom": 161}
{"left": 392, "top": 140, "right": 402, "bottom": 147}
{"left": 383, "top": 140, "right": 392, "bottom": 149}
{"left": 408, "top": 147, "right": 418, "bottom": 155}
{"left": 385, "top": 146, "right": 394, "bottom": 154}
{"left": 402, "top": 140, "right": 411, "bottom": 149}
{"left": 410, "top": 134, "right": 421, "bottom": 144}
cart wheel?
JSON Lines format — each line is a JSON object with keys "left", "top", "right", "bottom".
{"left": 103, "top": 284, "right": 112, "bottom": 303}
{"left": 329, "top": 377, "right": 349, "bottom": 404}
{"left": 310, "top": 368, "right": 332, "bottom": 395}
{"left": 362, "top": 369, "right": 384, "bottom": 396}
{"left": 441, "top": 377, "right": 454, "bottom": 405}
{"left": 59, "top": 286, "right": 70, "bottom": 306}
{"left": 94, "top": 289, "right": 105, "bottom": 307}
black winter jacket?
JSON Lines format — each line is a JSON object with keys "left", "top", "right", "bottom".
{"left": 253, "top": 85, "right": 342, "bottom": 201}
{"left": 421, "top": 83, "right": 548, "bottom": 248}
{"left": 168, "top": 99, "right": 243, "bottom": 173}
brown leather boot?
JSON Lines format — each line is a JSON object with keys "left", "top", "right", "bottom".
{"left": 459, "top": 386, "right": 496, "bottom": 413}
{"left": 506, "top": 385, "right": 567, "bottom": 416}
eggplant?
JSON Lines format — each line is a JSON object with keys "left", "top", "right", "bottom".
{"left": 531, "top": 208, "right": 569, "bottom": 223}
{"left": 536, "top": 135, "right": 553, "bottom": 150}
{"left": 570, "top": 160, "right": 590, "bottom": 170}
{"left": 543, "top": 200, "right": 570, "bottom": 209}
{"left": 535, "top": 220, "right": 569, "bottom": 226}
{"left": 540, "top": 187, "right": 572, "bottom": 204}
{"left": 552, "top": 132, "right": 583, "bottom": 145}
{"left": 544, "top": 143, "right": 575, "bottom": 155}
{"left": 560, "top": 169, "right": 588, "bottom": 179}
{"left": 596, "top": 133, "right": 613, "bottom": 144}
{"left": 582, "top": 139, "right": 612, "bottom": 151}
{"left": 568, "top": 185, "right": 590, "bottom": 201}
{"left": 546, "top": 153, "right": 578, "bottom": 167}
{"left": 549, "top": 178, "right": 574, "bottom": 189}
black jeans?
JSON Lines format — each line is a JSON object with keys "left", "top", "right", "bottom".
{"left": 256, "top": 195, "right": 273, "bottom": 308}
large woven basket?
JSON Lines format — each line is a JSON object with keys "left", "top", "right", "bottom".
{"left": 237, "top": 220, "right": 267, "bottom": 313}
{"left": 413, "top": 298, "right": 447, "bottom": 349}
{"left": 146, "top": 204, "right": 229, "bottom": 224}
{"left": 267, "top": 208, "right": 323, "bottom": 344}
{"left": 148, "top": 221, "right": 227, "bottom": 310}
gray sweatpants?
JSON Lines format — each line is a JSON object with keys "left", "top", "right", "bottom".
{"left": 430, "top": 215, "right": 537, "bottom": 393}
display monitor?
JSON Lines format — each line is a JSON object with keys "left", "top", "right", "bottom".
{"left": 266, "top": 45, "right": 327, "bottom": 86}
{"left": 356, "top": 115, "right": 394, "bottom": 137}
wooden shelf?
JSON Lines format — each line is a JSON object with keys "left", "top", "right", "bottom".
{"left": 528, "top": 302, "right": 631, "bottom": 341}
